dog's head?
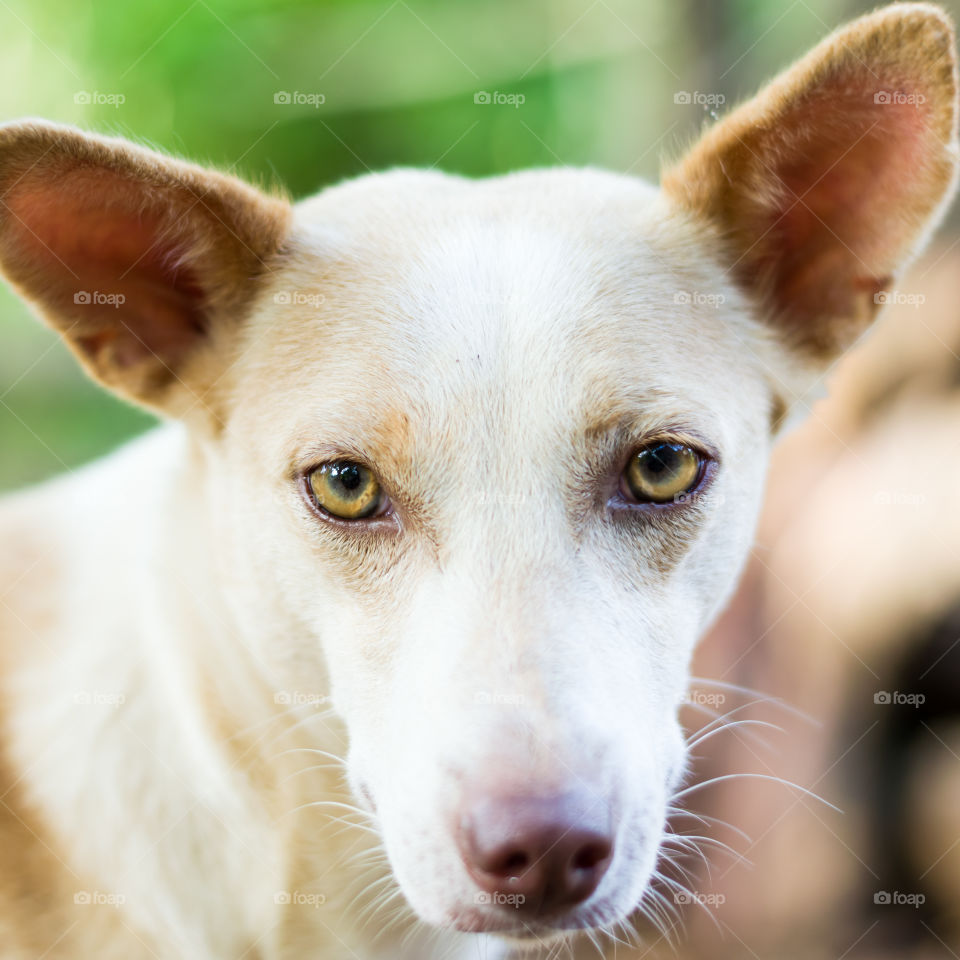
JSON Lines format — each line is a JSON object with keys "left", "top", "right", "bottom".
{"left": 0, "top": 3, "right": 956, "bottom": 947}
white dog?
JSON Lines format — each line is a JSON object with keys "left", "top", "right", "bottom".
{"left": 0, "top": 4, "right": 956, "bottom": 958}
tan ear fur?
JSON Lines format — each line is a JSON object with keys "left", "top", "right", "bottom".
{"left": 663, "top": 3, "right": 959, "bottom": 360}
{"left": 0, "top": 120, "right": 292, "bottom": 419}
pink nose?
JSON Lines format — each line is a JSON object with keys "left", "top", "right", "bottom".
{"left": 458, "top": 789, "right": 614, "bottom": 916}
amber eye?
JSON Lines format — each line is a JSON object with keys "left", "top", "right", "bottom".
{"left": 307, "top": 461, "right": 384, "bottom": 520}
{"left": 622, "top": 442, "right": 703, "bottom": 504}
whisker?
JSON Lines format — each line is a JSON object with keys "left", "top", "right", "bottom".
{"left": 665, "top": 806, "right": 753, "bottom": 845}
{"left": 686, "top": 717, "right": 783, "bottom": 752}
{"left": 687, "top": 676, "right": 818, "bottom": 725}
{"left": 672, "top": 772, "right": 841, "bottom": 812}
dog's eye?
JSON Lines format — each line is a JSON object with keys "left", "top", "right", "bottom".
{"left": 622, "top": 443, "right": 703, "bottom": 504}
{"left": 306, "top": 461, "right": 385, "bottom": 520}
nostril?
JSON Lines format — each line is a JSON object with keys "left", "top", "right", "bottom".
{"left": 572, "top": 839, "right": 611, "bottom": 872}
{"left": 494, "top": 849, "right": 530, "bottom": 877}
{"left": 458, "top": 790, "right": 616, "bottom": 915}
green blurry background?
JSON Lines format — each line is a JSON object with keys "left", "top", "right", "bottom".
{"left": 0, "top": 0, "right": 955, "bottom": 489}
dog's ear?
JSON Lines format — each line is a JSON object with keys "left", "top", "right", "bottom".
{"left": 662, "top": 3, "right": 959, "bottom": 363}
{"left": 0, "top": 120, "right": 292, "bottom": 420}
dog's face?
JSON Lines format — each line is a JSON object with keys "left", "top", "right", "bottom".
{"left": 0, "top": 2, "right": 956, "bottom": 948}
{"left": 222, "top": 168, "right": 775, "bottom": 936}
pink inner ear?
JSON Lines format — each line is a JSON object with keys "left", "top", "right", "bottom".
{"left": 751, "top": 81, "right": 933, "bottom": 341}
{"left": 5, "top": 171, "right": 207, "bottom": 372}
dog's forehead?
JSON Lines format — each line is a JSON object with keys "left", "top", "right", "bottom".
{"left": 241, "top": 168, "right": 770, "bottom": 469}
{"left": 291, "top": 166, "right": 703, "bottom": 303}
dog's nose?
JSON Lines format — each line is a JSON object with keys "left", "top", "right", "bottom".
{"left": 458, "top": 790, "right": 614, "bottom": 916}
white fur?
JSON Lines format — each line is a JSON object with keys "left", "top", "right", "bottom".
{"left": 2, "top": 168, "right": 784, "bottom": 957}
{"left": 1, "top": 8, "right": 957, "bottom": 949}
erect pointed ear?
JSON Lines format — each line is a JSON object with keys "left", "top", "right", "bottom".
{"left": 0, "top": 120, "right": 292, "bottom": 421}
{"left": 662, "top": 3, "right": 959, "bottom": 363}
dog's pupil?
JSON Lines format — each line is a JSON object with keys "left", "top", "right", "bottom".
{"left": 648, "top": 445, "right": 674, "bottom": 476}
{"left": 338, "top": 465, "right": 362, "bottom": 491}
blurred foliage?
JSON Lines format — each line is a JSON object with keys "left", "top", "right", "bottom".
{"left": 1, "top": 0, "right": 952, "bottom": 489}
